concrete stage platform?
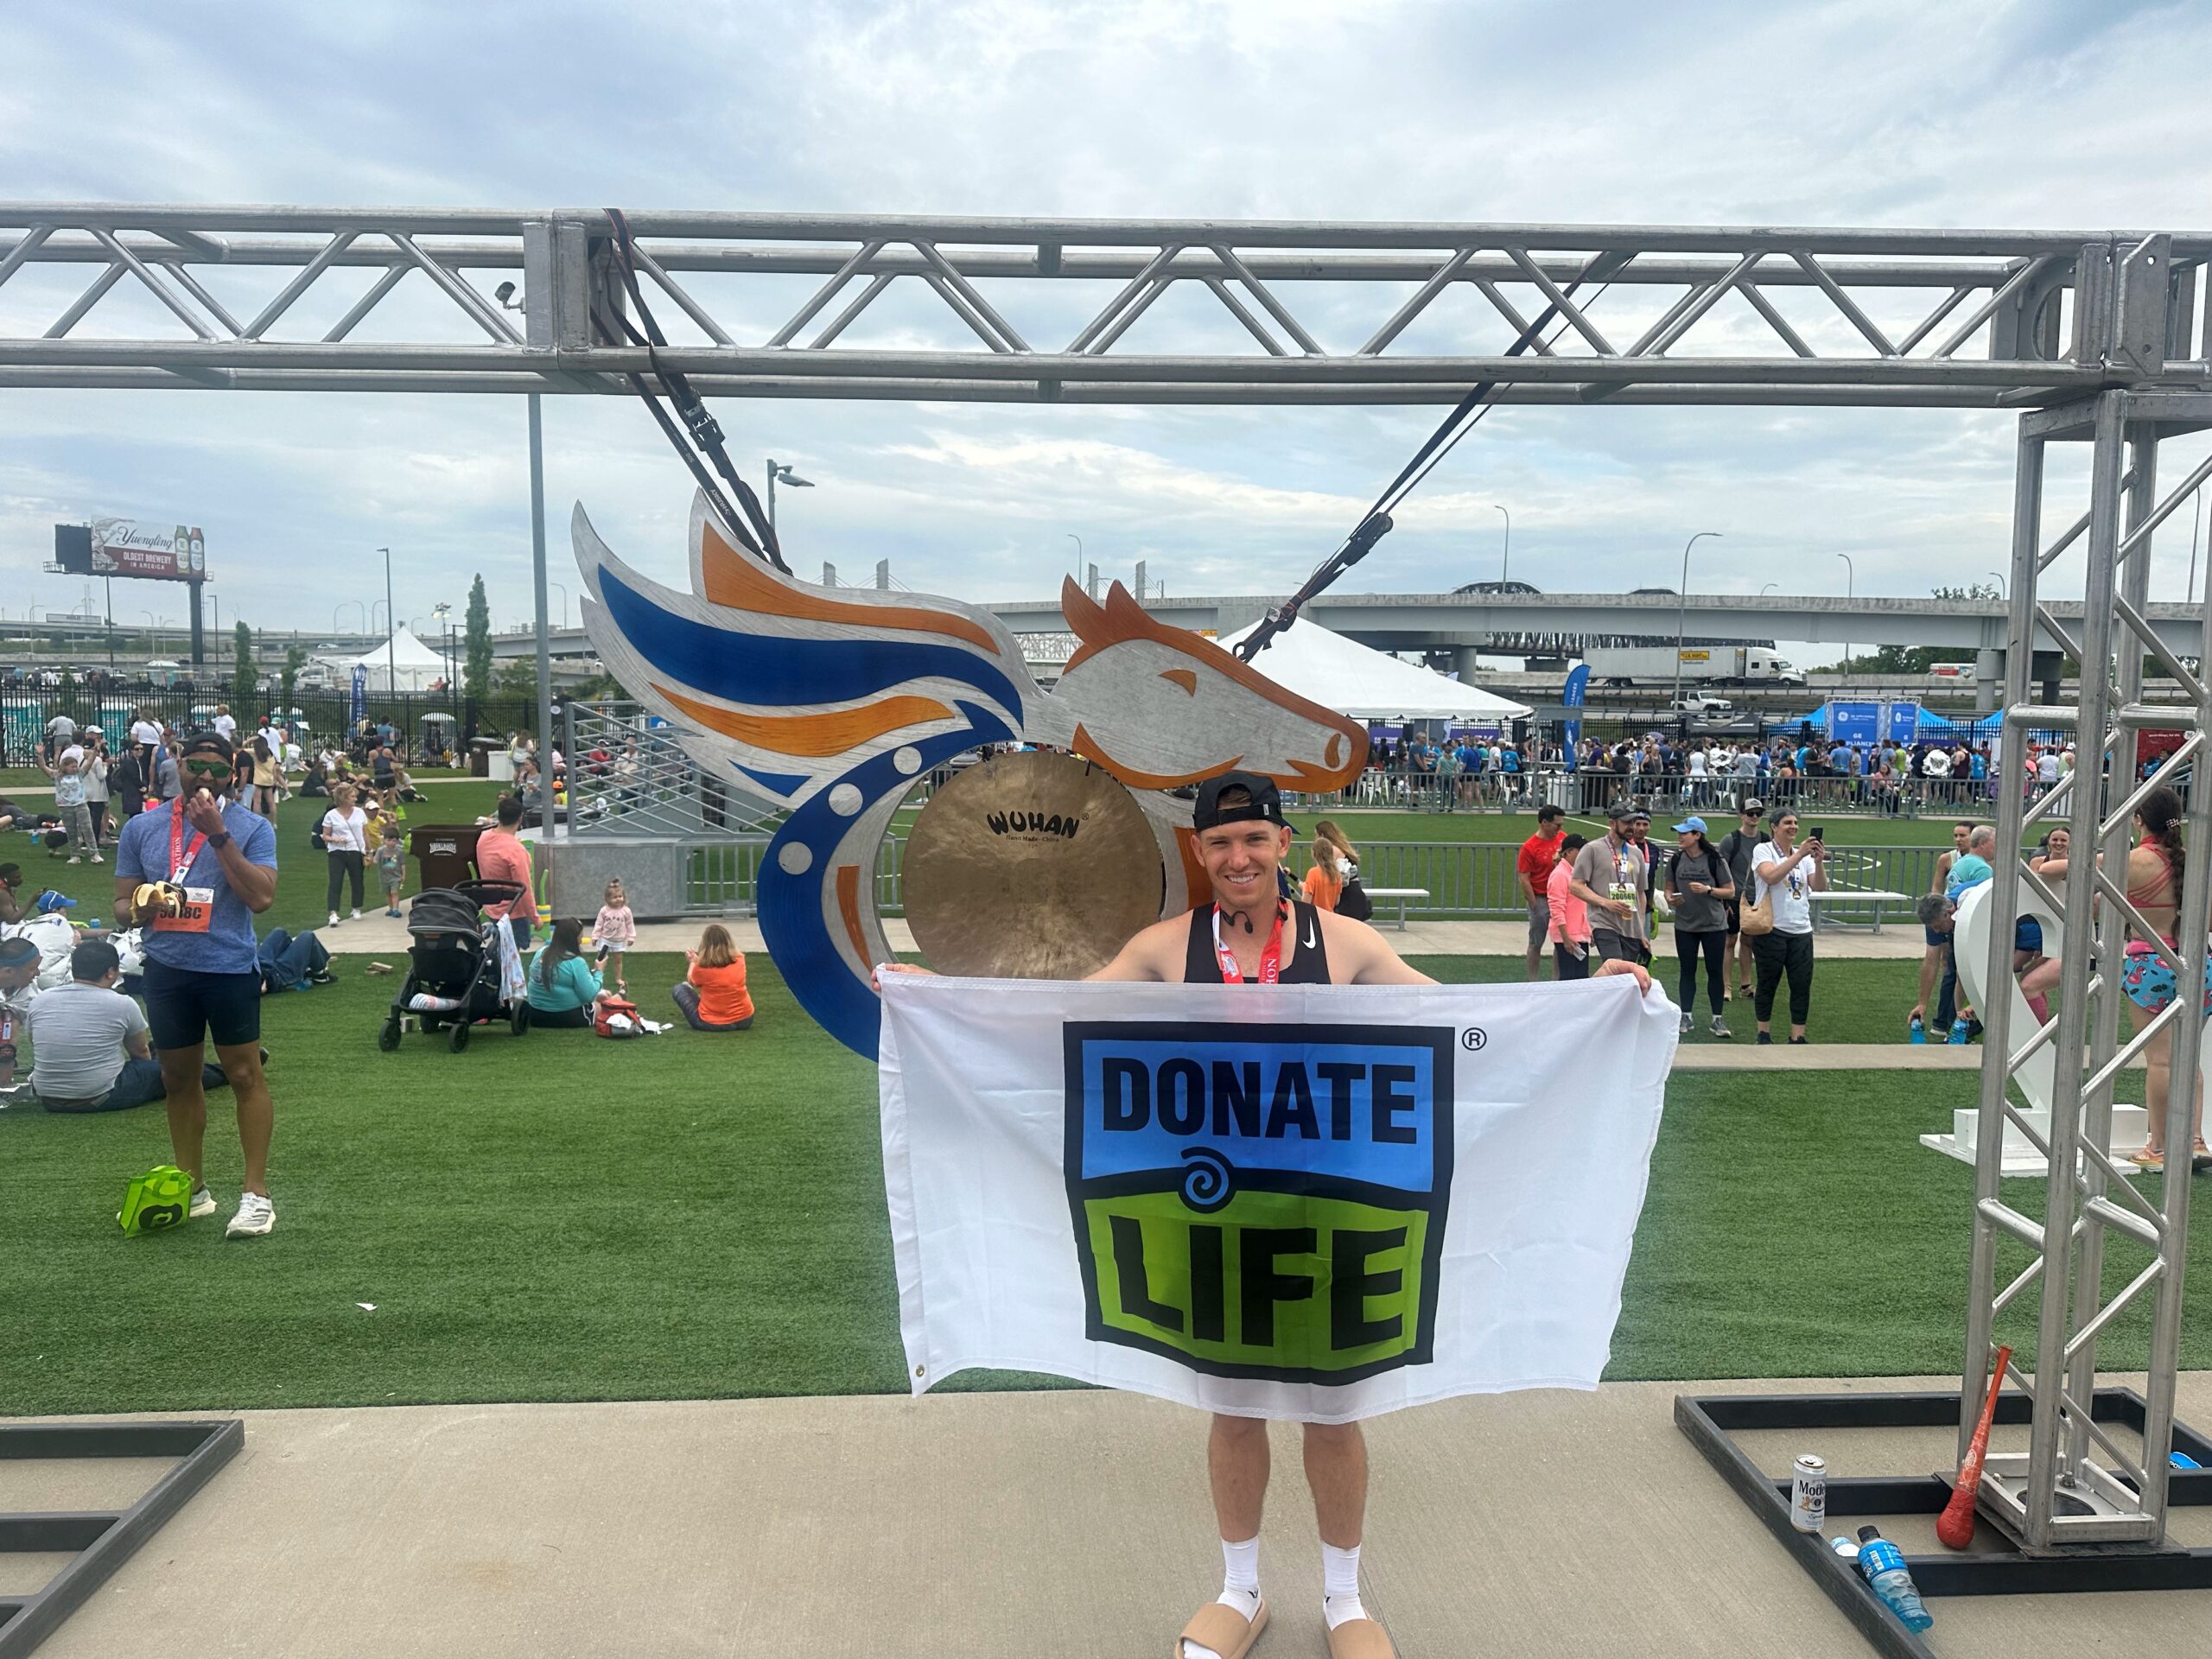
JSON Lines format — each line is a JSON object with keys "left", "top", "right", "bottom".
{"left": 13, "top": 1375, "right": 2212, "bottom": 1657}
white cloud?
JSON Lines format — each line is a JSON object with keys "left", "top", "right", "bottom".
{"left": 2, "top": 0, "right": 2209, "bottom": 658}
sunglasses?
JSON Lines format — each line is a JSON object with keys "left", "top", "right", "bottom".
{"left": 181, "top": 756, "right": 232, "bottom": 778}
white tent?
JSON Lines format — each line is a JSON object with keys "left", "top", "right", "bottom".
{"left": 321, "top": 627, "right": 451, "bottom": 693}
{"left": 1217, "top": 620, "right": 1532, "bottom": 723}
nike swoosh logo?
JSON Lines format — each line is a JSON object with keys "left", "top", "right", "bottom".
{"left": 1303, "top": 921, "right": 1318, "bottom": 949}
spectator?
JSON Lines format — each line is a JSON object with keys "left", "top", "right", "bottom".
{"left": 321, "top": 782, "right": 369, "bottom": 926}
{"left": 129, "top": 709, "right": 162, "bottom": 785}
{"left": 1713, "top": 798, "right": 1767, "bottom": 1002}
{"left": 42, "top": 708, "right": 75, "bottom": 766}
{"left": 1546, "top": 831, "right": 1592, "bottom": 980}
{"left": 81, "top": 731, "right": 111, "bottom": 844}
{"left": 257, "top": 926, "right": 334, "bottom": 994}
{"left": 373, "top": 823, "right": 407, "bottom": 918}
{"left": 474, "top": 795, "right": 536, "bottom": 949}
{"left": 249, "top": 736, "right": 283, "bottom": 817}
{"left": 673, "top": 922, "right": 755, "bottom": 1032}
{"left": 150, "top": 740, "right": 181, "bottom": 803}
{"left": 17, "top": 938, "right": 232, "bottom": 1112}
{"left": 41, "top": 746, "right": 101, "bottom": 865}
{"left": 1516, "top": 804, "right": 1566, "bottom": 981}
{"left": 1301, "top": 822, "right": 1357, "bottom": 915}
{"left": 594, "top": 876, "right": 637, "bottom": 995}
{"left": 112, "top": 730, "right": 280, "bottom": 1238}
{"left": 212, "top": 703, "right": 238, "bottom": 745}
{"left": 1665, "top": 816, "right": 1735, "bottom": 1039}
{"left": 1751, "top": 807, "right": 1827, "bottom": 1044}
{"left": 1569, "top": 802, "right": 1649, "bottom": 967}
{"left": 1910, "top": 822, "right": 1974, "bottom": 1040}
{"left": 525, "top": 917, "right": 602, "bottom": 1029}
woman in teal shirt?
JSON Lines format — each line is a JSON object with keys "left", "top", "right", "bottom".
{"left": 526, "top": 918, "right": 602, "bottom": 1029}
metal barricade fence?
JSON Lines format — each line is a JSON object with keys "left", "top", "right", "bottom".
{"left": 676, "top": 835, "right": 1954, "bottom": 922}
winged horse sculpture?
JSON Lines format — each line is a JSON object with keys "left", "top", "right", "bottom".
{"left": 575, "top": 493, "right": 1367, "bottom": 1055}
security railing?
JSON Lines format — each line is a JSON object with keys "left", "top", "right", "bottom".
{"left": 563, "top": 700, "right": 779, "bottom": 839}
{"left": 681, "top": 834, "right": 1954, "bottom": 919}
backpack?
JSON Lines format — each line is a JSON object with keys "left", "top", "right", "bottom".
{"left": 593, "top": 993, "right": 645, "bottom": 1039}
{"left": 1338, "top": 877, "right": 1373, "bottom": 923}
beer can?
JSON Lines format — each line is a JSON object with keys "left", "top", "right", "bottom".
{"left": 1791, "top": 1454, "right": 1827, "bottom": 1533}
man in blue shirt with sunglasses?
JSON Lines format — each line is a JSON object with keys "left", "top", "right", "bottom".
{"left": 115, "top": 731, "right": 281, "bottom": 1239}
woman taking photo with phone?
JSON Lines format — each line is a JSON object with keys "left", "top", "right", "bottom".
{"left": 1665, "top": 816, "right": 1736, "bottom": 1039}
{"left": 1751, "top": 808, "right": 1827, "bottom": 1044}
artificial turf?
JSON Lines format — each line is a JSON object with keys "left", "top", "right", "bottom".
{"left": 2, "top": 950, "right": 2197, "bottom": 1418}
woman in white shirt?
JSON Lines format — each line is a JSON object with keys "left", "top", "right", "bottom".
{"left": 1751, "top": 806, "right": 1828, "bottom": 1045}
{"left": 321, "top": 782, "right": 370, "bottom": 925}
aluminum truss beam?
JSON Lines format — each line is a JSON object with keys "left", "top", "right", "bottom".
{"left": 1959, "top": 387, "right": 2212, "bottom": 1551}
{"left": 0, "top": 207, "right": 2205, "bottom": 404}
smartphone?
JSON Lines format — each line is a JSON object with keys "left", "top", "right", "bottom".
{"left": 1808, "top": 826, "right": 1826, "bottom": 842}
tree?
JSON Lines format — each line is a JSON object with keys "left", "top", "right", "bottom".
{"left": 464, "top": 574, "right": 493, "bottom": 702}
{"left": 280, "top": 644, "right": 308, "bottom": 709}
{"left": 494, "top": 657, "right": 539, "bottom": 698}
{"left": 231, "top": 620, "right": 256, "bottom": 709}
{"left": 1931, "top": 582, "right": 2002, "bottom": 602}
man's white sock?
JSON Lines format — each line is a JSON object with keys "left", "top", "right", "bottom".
{"left": 1321, "top": 1541, "right": 1367, "bottom": 1630}
{"left": 1181, "top": 1535, "right": 1262, "bottom": 1659}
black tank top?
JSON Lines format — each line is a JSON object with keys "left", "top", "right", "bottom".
{"left": 1181, "top": 901, "right": 1333, "bottom": 985}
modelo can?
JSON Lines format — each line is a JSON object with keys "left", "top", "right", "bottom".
{"left": 1791, "top": 1454, "right": 1827, "bottom": 1533}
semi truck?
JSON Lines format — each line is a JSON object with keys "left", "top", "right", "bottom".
{"left": 1583, "top": 645, "right": 1806, "bottom": 687}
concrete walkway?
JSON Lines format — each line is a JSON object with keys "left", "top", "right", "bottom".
{"left": 13, "top": 1374, "right": 2212, "bottom": 1657}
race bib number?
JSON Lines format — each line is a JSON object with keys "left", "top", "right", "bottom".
{"left": 152, "top": 886, "right": 216, "bottom": 933}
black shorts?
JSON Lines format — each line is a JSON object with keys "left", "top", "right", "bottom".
{"left": 143, "top": 957, "right": 263, "bottom": 1052}
{"left": 1724, "top": 897, "right": 1742, "bottom": 937}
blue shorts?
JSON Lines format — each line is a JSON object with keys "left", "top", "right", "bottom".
{"left": 2120, "top": 941, "right": 2212, "bottom": 1016}
{"left": 142, "top": 957, "right": 263, "bottom": 1052}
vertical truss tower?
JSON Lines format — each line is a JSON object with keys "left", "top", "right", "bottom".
{"left": 1965, "top": 368, "right": 2212, "bottom": 1547}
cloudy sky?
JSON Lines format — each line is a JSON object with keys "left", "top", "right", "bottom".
{"left": 3, "top": 0, "right": 2209, "bottom": 660}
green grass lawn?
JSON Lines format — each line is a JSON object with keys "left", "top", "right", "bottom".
{"left": 0, "top": 951, "right": 2192, "bottom": 1416}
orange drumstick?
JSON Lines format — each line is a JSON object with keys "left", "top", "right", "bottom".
{"left": 1937, "top": 1344, "right": 2012, "bottom": 1549}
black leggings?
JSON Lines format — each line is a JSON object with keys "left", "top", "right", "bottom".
{"left": 1752, "top": 929, "right": 1816, "bottom": 1027}
{"left": 1675, "top": 928, "right": 1727, "bottom": 1016}
{"left": 325, "top": 849, "right": 364, "bottom": 912}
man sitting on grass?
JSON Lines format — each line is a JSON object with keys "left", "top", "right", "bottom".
{"left": 10, "top": 938, "right": 233, "bottom": 1113}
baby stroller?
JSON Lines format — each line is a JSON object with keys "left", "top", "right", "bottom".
{"left": 377, "top": 879, "right": 530, "bottom": 1052}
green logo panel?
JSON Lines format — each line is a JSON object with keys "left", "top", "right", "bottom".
{"left": 1081, "top": 1187, "right": 1430, "bottom": 1381}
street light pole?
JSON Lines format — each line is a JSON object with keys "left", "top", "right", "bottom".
{"left": 766, "top": 458, "right": 813, "bottom": 533}
{"left": 1494, "top": 505, "right": 1511, "bottom": 588}
{"left": 379, "top": 547, "right": 397, "bottom": 702}
{"left": 1989, "top": 571, "right": 2008, "bottom": 601}
{"left": 1671, "top": 531, "right": 1722, "bottom": 710}
{"left": 1837, "top": 553, "right": 1855, "bottom": 684}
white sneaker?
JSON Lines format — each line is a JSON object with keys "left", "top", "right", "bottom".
{"left": 350, "top": 907, "right": 361, "bottom": 921}
{"left": 67, "top": 855, "right": 80, "bottom": 865}
{"left": 329, "top": 910, "right": 341, "bottom": 926}
{"left": 189, "top": 1185, "right": 218, "bottom": 1220}
{"left": 90, "top": 853, "right": 105, "bottom": 863}
{"left": 226, "top": 1192, "right": 275, "bottom": 1239}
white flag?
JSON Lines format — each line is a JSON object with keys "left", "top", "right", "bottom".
{"left": 879, "top": 973, "right": 1676, "bottom": 1424}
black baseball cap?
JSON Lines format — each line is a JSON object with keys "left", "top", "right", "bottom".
{"left": 1192, "top": 772, "right": 1287, "bottom": 831}
{"left": 179, "top": 731, "right": 234, "bottom": 764}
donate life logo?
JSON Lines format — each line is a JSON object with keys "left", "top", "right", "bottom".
{"left": 1063, "top": 1020, "right": 1453, "bottom": 1384}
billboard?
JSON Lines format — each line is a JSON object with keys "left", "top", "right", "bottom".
{"left": 59, "top": 518, "right": 208, "bottom": 582}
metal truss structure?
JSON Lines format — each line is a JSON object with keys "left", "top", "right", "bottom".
{"left": 1961, "top": 386, "right": 2212, "bottom": 1549}
{"left": 9, "top": 204, "right": 2212, "bottom": 1649}
{"left": 0, "top": 207, "right": 2208, "bottom": 405}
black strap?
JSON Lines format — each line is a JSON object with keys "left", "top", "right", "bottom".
{"left": 598, "top": 210, "right": 791, "bottom": 574}
{"left": 1236, "top": 251, "right": 1623, "bottom": 663}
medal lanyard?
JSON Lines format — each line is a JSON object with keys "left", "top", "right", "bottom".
{"left": 169, "top": 802, "right": 209, "bottom": 883}
{"left": 1213, "top": 903, "right": 1287, "bottom": 985}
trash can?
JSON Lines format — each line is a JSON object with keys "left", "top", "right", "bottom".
{"left": 409, "top": 825, "right": 481, "bottom": 891}
{"left": 467, "top": 739, "right": 495, "bottom": 779}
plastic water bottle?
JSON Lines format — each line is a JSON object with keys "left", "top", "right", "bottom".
{"left": 1947, "top": 1018, "right": 1970, "bottom": 1046}
{"left": 1909, "top": 1014, "right": 1927, "bottom": 1045}
{"left": 1855, "top": 1528, "right": 1933, "bottom": 1631}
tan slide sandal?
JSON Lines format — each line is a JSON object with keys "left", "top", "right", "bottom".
{"left": 1325, "top": 1617, "right": 1395, "bottom": 1659}
{"left": 1176, "top": 1597, "right": 1269, "bottom": 1659}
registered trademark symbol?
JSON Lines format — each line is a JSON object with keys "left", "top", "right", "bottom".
{"left": 1461, "top": 1027, "right": 1486, "bottom": 1051}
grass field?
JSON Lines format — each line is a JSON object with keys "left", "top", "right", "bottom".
{"left": 0, "top": 950, "right": 2190, "bottom": 1417}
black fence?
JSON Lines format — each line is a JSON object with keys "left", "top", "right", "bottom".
{"left": 0, "top": 689, "right": 555, "bottom": 767}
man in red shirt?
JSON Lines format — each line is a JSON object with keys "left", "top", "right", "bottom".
{"left": 473, "top": 794, "right": 536, "bottom": 948}
{"left": 1516, "top": 803, "right": 1567, "bottom": 981}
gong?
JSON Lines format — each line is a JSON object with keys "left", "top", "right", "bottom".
{"left": 903, "top": 750, "right": 1166, "bottom": 978}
